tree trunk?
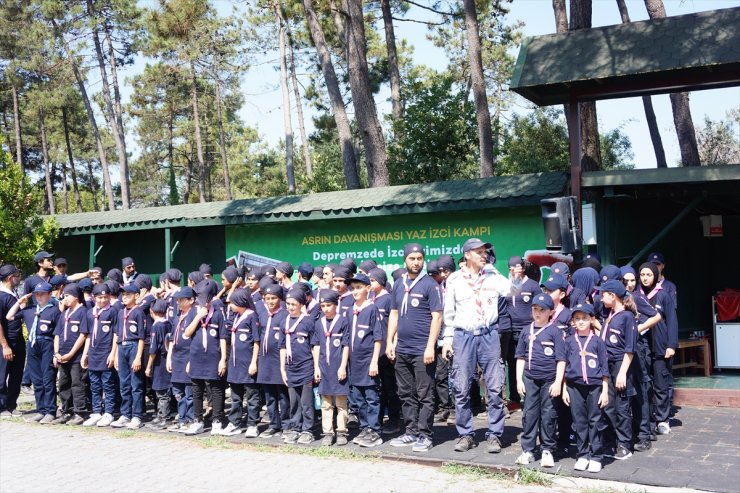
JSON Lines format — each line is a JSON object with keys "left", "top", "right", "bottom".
{"left": 344, "top": 0, "right": 389, "bottom": 187}
{"left": 85, "top": 159, "right": 99, "bottom": 211}
{"left": 552, "top": 0, "right": 569, "bottom": 33}
{"left": 61, "top": 106, "right": 83, "bottom": 212}
{"left": 302, "top": 0, "right": 360, "bottom": 189}
{"left": 275, "top": 5, "right": 296, "bottom": 193}
{"left": 463, "top": 0, "right": 495, "bottom": 177}
{"left": 38, "top": 108, "right": 55, "bottom": 215}
{"left": 214, "top": 77, "right": 233, "bottom": 199}
{"left": 380, "top": 0, "right": 403, "bottom": 120}
{"left": 328, "top": 0, "right": 349, "bottom": 62}
{"left": 11, "top": 84, "right": 23, "bottom": 172}
{"left": 643, "top": 0, "right": 700, "bottom": 166}
{"left": 286, "top": 21, "right": 313, "bottom": 178}
{"left": 616, "top": 0, "right": 667, "bottom": 168}
{"left": 190, "top": 62, "right": 207, "bottom": 203}
{"left": 60, "top": 157, "right": 69, "bottom": 214}
{"left": 167, "top": 109, "right": 179, "bottom": 204}
{"left": 570, "top": 0, "right": 602, "bottom": 171}
{"left": 104, "top": 16, "right": 131, "bottom": 199}
{"left": 85, "top": 0, "right": 130, "bottom": 208}
{"left": 183, "top": 142, "right": 194, "bottom": 204}
{"left": 52, "top": 19, "right": 115, "bottom": 210}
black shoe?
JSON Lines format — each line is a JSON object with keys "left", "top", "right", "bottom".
{"left": 347, "top": 414, "right": 359, "bottom": 429}
{"left": 486, "top": 435, "right": 502, "bottom": 453}
{"left": 634, "top": 440, "right": 651, "bottom": 452}
{"left": 454, "top": 435, "right": 477, "bottom": 452}
{"left": 611, "top": 445, "right": 632, "bottom": 460}
{"left": 434, "top": 410, "right": 449, "bottom": 423}
{"left": 649, "top": 432, "right": 658, "bottom": 441}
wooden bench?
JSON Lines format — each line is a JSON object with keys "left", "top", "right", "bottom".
{"left": 673, "top": 338, "right": 712, "bottom": 377}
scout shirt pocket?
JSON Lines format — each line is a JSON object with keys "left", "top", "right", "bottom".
{"left": 356, "top": 324, "right": 370, "bottom": 341}
{"left": 100, "top": 320, "right": 112, "bottom": 334}
{"left": 69, "top": 320, "right": 81, "bottom": 333}
{"left": 236, "top": 328, "right": 251, "bottom": 344}
{"left": 540, "top": 340, "right": 556, "bottom": 358}
{"left": 39, "top": 319, "right": 53, "bottom": 333}
{"left": 607, "top": 327, "right": 622, "bottom": 346}
{"left": 409, "top": 293, "right": 424, "bottom": 309}
{"left": 330, "top": 332, "right": 344, "bottom": 349}
{"left": 295, "top": 331, "right": 309, "bottom": 345}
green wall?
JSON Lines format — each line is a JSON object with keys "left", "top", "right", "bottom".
{"left": 226, "top": 207, "right": 544, "bottom": 275}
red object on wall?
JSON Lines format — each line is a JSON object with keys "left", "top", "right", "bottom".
{"left": 716, "top": 290, "right": 740, "bottom": 322}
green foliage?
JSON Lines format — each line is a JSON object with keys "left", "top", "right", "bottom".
{"left": 498, "top": 107, "right": 634, "bottom": 174}
{"left": 387, "top": 75, "right": 478, "bottom": 184}
{"left": 0, "top": 140, "right": 58, "bottom": 272}
{"left": 696, "top": 109, "right": 740, "bottom": 166}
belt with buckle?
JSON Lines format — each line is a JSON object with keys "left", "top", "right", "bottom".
{"left": 455, "top": 324, "right": 498, "bottom": 336}
{"left": 120, "top": 340, "right": 138, "bottom": 346}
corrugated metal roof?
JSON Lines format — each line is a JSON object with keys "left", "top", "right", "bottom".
{"left": 510, "top": 8, "right": 740, "bottom": 106}
{"left": 54, "top": 172, "right": 568, "bottom": 235}
{"left": 582, "top": 165, "right": 740, "bottom": 188}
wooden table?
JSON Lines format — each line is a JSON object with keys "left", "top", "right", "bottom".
{"left": 674, "top": 338, "right": 713, "bottom": 377}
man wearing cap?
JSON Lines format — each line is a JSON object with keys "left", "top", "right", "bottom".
{"left": 386, "top": 243, "right": 444, "bottom": 452}
{"left": 0, "top": 265, "right": 28, "bottom": 418}
{"left": 121, "top": 257, "right": 139, "bottom": 285}
{"left": 6, "top": 281, "right": 61, "bottom": 423}
{"left": 22, "top": 251, "right": 54, "bottom": 302}
{"left": 647, "top": 252, "right": 677, "bottom": 308}
{"left": 441, "top": 238, "right": 512, "bottom": 453}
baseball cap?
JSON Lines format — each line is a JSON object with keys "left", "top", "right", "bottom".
{"left": 345, "top": 273, "right": 371, "bottom": 286}
{"left": 571, "top": 303, "right": 595, "bottom": 316}
{"left": 0, "top": 264, "right": 20, "bottom": 280}
{"left": 121, "top": 257, "right": 135, "bottom": 267}
{"left": 551, "top": 262, "right": 570, "bottom": 276}
{"left": 317, "top": 289, "right": 339, "bottom": 305}
{"left": 542, "top": 274, "right": 568, "bottom": 291}
{"left": 647, "top": 252, "right": 665, "bottom": 264}
{"left": 597, "top": 279, "right": 627, "bottom": 298}
{"left": 33, "top": 282, "right": 53, "bottom": 293}
{"left": 532, "top": 293, "right": 555, "bottom": 310}
{"left": 54, "top": 257, "right": 68, "bottom": 267}
{"left": 174, "top": 287, "right": 195, "bottom": 299}
{"left": 462, "top": 238, "right": 491, "bottom": 253}
{"left": 34, "top": 251, "right": 54, "bottom": 264}
{"left": 600, "top": 265, "right": 622, "bottom": 283}
{"left": 508, "top": 256, "right": 524, "bottom": 268}
{"left": 122, "top": 284, "right": 140, "bottom": 294}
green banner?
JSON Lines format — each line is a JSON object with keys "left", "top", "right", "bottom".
{"left": 226, "top": 208, "right": 544, "bottom": 274}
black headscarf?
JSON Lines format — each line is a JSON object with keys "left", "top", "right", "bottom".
{"left": 638, "top": 262, "right": 660, "bottom": 295}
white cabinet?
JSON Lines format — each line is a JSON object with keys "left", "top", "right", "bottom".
{"left": 713, "top": 296, "right": 740, "bottom": 369}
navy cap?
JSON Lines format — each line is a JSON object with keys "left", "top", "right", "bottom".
{"left": 286, "top": 288, "right": 307, "bottom": 305}
{"left": 340, "top": 257, "right": 357, "bottom": 275}
{"left": 368, "top": 268, "right": 387, "bottom": 287}
{"left": 258, "top": 276, "right": 277, "bottom": 291}
{"left": 54, "top": 257, "right": 68, "bottom": 266}
{"left": 542, "top": 274, "right": 568, "bottom": 291}
{"left": 600, "top": 265, "right": 622, "bottom": 283}
{"left": 78, "top": 278, "right": 93, "bottom": 293}
{"left": 597, "top": 279, "right": 627, "bottom": 298}
{"left": 92, "top": 283, "right": 110, "bottom": 296}
{"left": 122, "top": 283, "right": 140, "bottom": 294}
{"left": 276, "top": 262, "right": 294, "bottom": 277}
{"left": 0, "top": 264, "right": 20, "bottom": 280}
{"left": 403, "top": 243, "right": 424, "bottom": 258}
{"left": 105, "top": 281, "right": 121, "bottom": 296}
{"left": 298, "top": 262, "right": 313, "bottom": 279}
{"left": 647, "top": 252, "right": 665, "bottom": 264}
{"left": 345, "top": 273, "right": 371, "bottom": 286}
{"left": 107, "top": 268, "right": 123, "bottom": 285}
{"left": 551, "top": 262, "right": 570, "bottom": 276}
{"left": 317, "top": 289, "right": 339, "bottom": 305}
{"left": 134, "top": 274, "right": 152, "bottom": 291}
{"left": 198, "top": 263, "right": 213, "bottom": 275}
{"left": 174, "top": 287, "right": 195, "bottom": 299}
{"left": 62, "top": 283, "right": 82, "bottom": 299}
{"left": 462, "top": 238, "right": 491, "bottom": 253}
{"left": 263, "top": 265, "right": 277, "bottom": 277}
{"left": 359, "top": 260, "right": 377, "bottom": 274}
{"left": 121, "top": 257, "right": 135, "bottom": 267}
{"left": 247, "top": 266, "right": 265, "bottom": 280}
{"left": 222, "top": 267, "right": 239, "bottom": 283}
{"left": 426, "top": 260, "right": 440, "bottom": 276}
{"left": 585, "top": 252, "right": 601, "bottom": 263}
{"left": 49, "top": 275, "right": 67, "bottom": 289}
{"left": 166, "top": 268, "right": 182, "bottom": 283}
{"left": 293, "top": 281, "right": 312, "bottom": 296}
{"left": 391, "top": 268, "right": 406, "bottom": 282}
{"left": 333, "top": 266, "right": 351, "bottom": 280}
{"left": 151, "top": 299, "right": 169, "bottom": 314}
{"left": 571, "top": 303, "right": 595, "bottom": 316}
{"left": 262, "top": 283, "right": 284, "bottom": 299}
{"left": 508, "top": 256, "right": 524, "bottom": 268}
{"left": 33, "top": 282, "right": 53, "bottom": 293}
{"left": 34, "top": 251, "right": 54, "bottom": 264}
{"left": 532, "top": 293, "right": 555, "bottom": 310}
{"left": 194, "top": 279, "right": 219, "bottom": 305}
{"left": 436, "top": 255, "right": 456, "bottom": 272}
{"left": 230, "top": 288, "right": 254, "bottom": 308}
{"left": 312, "top": 266, "right": 324, "bottom": 278}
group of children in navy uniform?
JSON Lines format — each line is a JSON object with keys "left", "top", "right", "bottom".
{"left": 0, "top": 246, "right": 678, "bottom": 473}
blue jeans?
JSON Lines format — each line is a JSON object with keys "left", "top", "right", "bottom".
{"left": 451, "top": 328, "right": 505, "bottom": 438}
{"left": 171, "top": 382, "right": 193, "bottom": 424}
{"left": 89, "top": 368, "right": 119, "bottom": 415}
{"left": 351, "top": 384, "right": 381, "bottom": 432}
{"left": 25, "top": 338, "right": 56, "bottom": 415}
{"left": 263, "top": 383, "right": 290, "bottom": 430}
{"left": 118, "top": 343, "right": 144, "bottom": 419}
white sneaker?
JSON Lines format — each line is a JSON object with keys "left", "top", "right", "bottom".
{"left": 97, "top": 413, "right": 114, "bottom": 427}
{"left": 574, "top": 457, "right": 589, "bottom": 471}
{"left": 244, "top": 425, "right": 259, "bottom": 438}
{"left": 657, "top": 421, "right": 671, "bottom": 435}
{"left": 515, "top": 451, "right": 535, "bottom": 465}
{"left": 587, "top": 460, "right": 602, "bottom": 473}
{"left": 110, "top": 416, "right": 130, "bottom": 428}
{"left": 126, "top": 417, "right": 143, "bottom": 429}
{"left": 540, "top": 450, "right": 555, "bottom": 468}
{"left": 83, "top": 413, "right": 102, "bottom": 427}
{"left": 210, "top": 421, "right": 224, "bottom": 436}
{"left": 184, "top": 421, "right": 205, "bottom": 436}
{"left": 177, "top": 422, "right": 194, "bottom": 433}
{"left": 221, "top": 422, "right": 241, "bottom": 436}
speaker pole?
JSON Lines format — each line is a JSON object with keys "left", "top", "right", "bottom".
{"left": 567, "top": 97, "right": 583, "bottom": 244}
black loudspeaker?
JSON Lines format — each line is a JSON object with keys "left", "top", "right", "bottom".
{"left": 540, "top": 196, "right": 582, "bottom": 253}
